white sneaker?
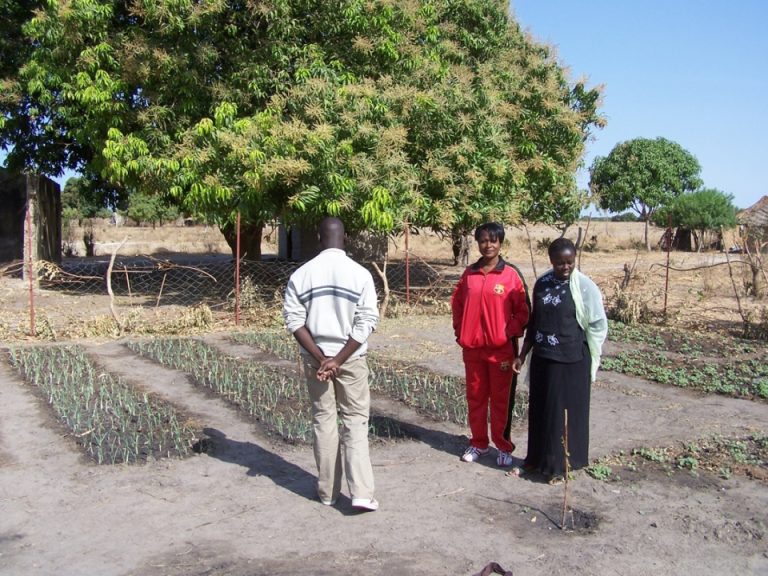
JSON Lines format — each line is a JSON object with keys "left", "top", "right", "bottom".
{"left": 320, "top": 498, "right": 337, "bottom": 506}
{"left": 496, "top": 450, "right": 514, "bottom": 467}
{"left": 351, "top": 497, "right": 379, "bottom": 511}
{"left": 461, "top": 446, "right": 490, "bottom": 463}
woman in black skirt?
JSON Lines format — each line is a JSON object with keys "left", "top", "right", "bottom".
{"left": 512, "top": 238, "right": 607, "bottom": 483}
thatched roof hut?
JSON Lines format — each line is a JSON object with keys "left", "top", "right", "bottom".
{"left": 738, "top": 196, "right": 768, "bottom": 227}
{"left": 737, "top": 195, "right": 768, "bottom": 245}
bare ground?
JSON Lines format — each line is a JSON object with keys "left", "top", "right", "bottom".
{"left": 1, "top": 314, "right": 767, "bottom": 576}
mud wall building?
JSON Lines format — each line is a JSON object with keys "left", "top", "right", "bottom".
{"left": 0, "top": 170, "right": 61, "bottom": 267}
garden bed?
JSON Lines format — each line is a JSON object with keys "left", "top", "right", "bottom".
{"left": 7, "top": 344, "right": 199, "bottom": 463}
{"left": 603, "top": 320, "right": 768, "bottom": 399}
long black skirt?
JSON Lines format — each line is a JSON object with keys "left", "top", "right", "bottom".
{"left": 524, "top": 349, "right": 591, "bottom": 477}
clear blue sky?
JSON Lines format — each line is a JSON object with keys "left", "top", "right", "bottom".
{"left": 512, "top": 0, "right": 768, "bottom": 210}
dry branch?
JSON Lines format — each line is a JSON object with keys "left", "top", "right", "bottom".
{"left": 371, "top": 259, "right": 390, "bottom": 319}
{"left": 724, "top": 243, "right": 747, "bottom": 326}
{"left": 107, "top": 237, "right": 128, "bottom": 335}
{"left": 523, "top": 224, "right": 538, "bottom": 279}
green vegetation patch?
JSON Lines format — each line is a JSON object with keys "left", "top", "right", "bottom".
{"left": 128, "top": 338, "right": 313, "bottom": 443}
{"left": 605, "top": 321, "right": 768, "bottom": 400}
{"left": 586, "top": 433, "right": 768, "bottom": 483}
{"left": 232, "top": 330, "right": 528, "bottom": 425}
{"left": 129, "top": 338, "right": 409, "bottom": 443}
{"left": 8, "top": 345, "right": 198, "bottom": 464}
{"left": 608, "top": 320, "right": 758, "bottom": 357}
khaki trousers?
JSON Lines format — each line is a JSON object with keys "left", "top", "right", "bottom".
{"left": 303, "top": 355, "right": 374, "bottom": 503}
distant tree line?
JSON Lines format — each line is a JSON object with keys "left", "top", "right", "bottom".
{"left": 589, "top": 137, "right": 738, "bottom": 251}
{"left": 62, "top": 177, "right": 181, "bottom": 227}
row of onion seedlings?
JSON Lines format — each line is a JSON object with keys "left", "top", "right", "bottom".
{"left": 8, "top": 345, "right": 198, "bottom": 464}
{"left": 230, "top": 330, "right": 524, "bottom": 425}
{"left": 127, "top": 338, "right": 313, "bottom": 442}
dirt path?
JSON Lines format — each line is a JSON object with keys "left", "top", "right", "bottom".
{"left": 1, "top": 320, "right": 767, "bottom": 576}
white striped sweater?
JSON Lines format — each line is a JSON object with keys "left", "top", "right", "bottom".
{"left": 283, "top": 248, "right": 379, "bottom": 357}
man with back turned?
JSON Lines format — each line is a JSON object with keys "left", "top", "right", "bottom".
{"left": 283, "top": 217, "right": 380, "bottom": 511}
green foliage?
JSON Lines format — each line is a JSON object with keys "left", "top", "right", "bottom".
{"left": 8, "top": 345, "right": 197, "bottom": 464}
{"left": 127, "top": 192, "right": 180, "bottom": 227}
{"left": 130, "top": 336, "right": 407, "bottom": 442}
{"left": 610, "top": 211, "right": 638, "bottom": 222}
{"left": 604, "top": 320, "right": 768, "bottom": 399}
{"left": 62, "top": 176, "right": 122, "bottom": 220}
{"left": 589, "top": 138, "right": 702, "bottom": 221}
{"left": 602, "top": 433, "right": 767, "bottom": 481}
{"left": 676, "top": 455, "right": 699, "bottom": 472}
{"left": 653, "top": 188, "right": 737, "bottom": 250}
{"left": 632, "top": 447, "right": 669, "bottom": 463}
{"left": 232, "top": 328, "right": 530, "bottom": 425}
{"left": 586, "top": 462, "right": 612, "bottom": 481}
{"left": 61, "top": 206, "right": 80, "bottom": 223}
{"left": 129, "top": 338, "right": 314, "bottom": 442}
{"left": 2, "top": 0, "right": 603, "bottom": 246}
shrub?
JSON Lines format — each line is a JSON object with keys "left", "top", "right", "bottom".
{"left": 610, "top": 212, "right": 638, "bottom": 222}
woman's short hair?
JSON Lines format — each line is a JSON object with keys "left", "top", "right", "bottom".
{"left": 548, "top": 237, "right": 576, "bottom": 259}
{"left": 474, "top": 222, "right": 505, "bottom": 243}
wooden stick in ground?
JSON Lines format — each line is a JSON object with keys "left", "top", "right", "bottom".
{"left": 748, "top": 239, "right": 768, "bottom": 297}
{"left": 561, "top": 408, "right": 570, "bottom": 530}
{"left": 757, "top": 242, "right": 768, "bottom": 294}
{"left": 723, "top": 232, "right": 747, "bottom": 327}
{"left": 577, "top": 215, "right": 592, "bottom": 271}
{"left": 156, "top": 272, "right": 168, "bottom": 308}
{"left": 371, "top": 258, "right": 390, "bottom": 319}
{"left": 107, "top": 237, "right": 128, "bottom": 335}
{"left": 523, "top": 224, "right": 538, "bottom": 279}
{"left": 123, "top": 265, "right": 132, "bottom": 302}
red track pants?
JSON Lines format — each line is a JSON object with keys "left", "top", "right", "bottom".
{"left": 464, "top": 356, "right": 515, "bottom": 453}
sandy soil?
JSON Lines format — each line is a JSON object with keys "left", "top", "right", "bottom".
{"left": 1, "top": 313, "right": 767, "bottom": 576}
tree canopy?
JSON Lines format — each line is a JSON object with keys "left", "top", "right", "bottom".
{"left": 1, "top": 0, "right": 603, "bottom": 257}
{"left": 589, "top": 137, "right": 702, "bottom": 249}
{"left": 653, "top": 188, "right": 737, "bottom": 251}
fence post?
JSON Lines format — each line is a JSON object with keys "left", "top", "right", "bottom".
{"left": 663, "top": 213, "right": 671, "bottom": 318}
{"left": 235, "top": 211, "right": 241, "bottom": 326}
{"left": 405, "top": 221, "right": 410, "bottom": 305}
{"left": 25, "top": 202, "right": 35, "bottom": 336}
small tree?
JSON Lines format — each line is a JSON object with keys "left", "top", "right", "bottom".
{"left": 654, "top": 188, "right": 737, "bottom": 251}
{"left": 127, "top": 192, "right": 179, "bottom": 228}
{"left": 62, "top": 176, "right": 121, "bottom": 221}
{"left": 589, "top": 138, "right": 702, "bottom": 250}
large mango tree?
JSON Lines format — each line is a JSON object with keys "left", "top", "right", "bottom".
{"left": 2, "top": 0, "right": 603, "bottom": 259}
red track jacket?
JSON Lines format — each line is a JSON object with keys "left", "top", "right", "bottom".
{"left": 451, "top": 258, "right": 530, "bottom": 361}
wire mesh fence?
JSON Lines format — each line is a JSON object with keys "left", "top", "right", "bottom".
{"left": 0, "top": 245, "right": 460, "bottom": 341}
{"left": 19, "top": 253, "right": 455, "bottom": 308}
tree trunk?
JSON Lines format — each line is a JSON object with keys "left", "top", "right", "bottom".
{"left": 643, "top": 218, "right": 651, "bottom": 251}
{"left": 692, "top": 230, "right": 701, "bottom": 252}
{"left": 221, "top": 220, "right": 264, "bottom": 260}
{"left": 750, "top": 263, "right": 763, "bottom": 298}
{"left": 451, "top": 229, "right": 461, "bottom": 265}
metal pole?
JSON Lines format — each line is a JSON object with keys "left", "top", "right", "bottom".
{"left": 26, "top": 205, "right": 35, "bottom": 336}
{"left": 235, "top": 211, "right": 241, "bottom": 326}
{"left": 663, "top": 213, "right": 671, "bottom": 318}
{"left": 405, "top": 221, "right": 410, "bottom": 305}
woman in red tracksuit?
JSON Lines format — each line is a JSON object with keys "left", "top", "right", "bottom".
{"left": 451, "top": 222, "right": 530, "bottom": 467}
